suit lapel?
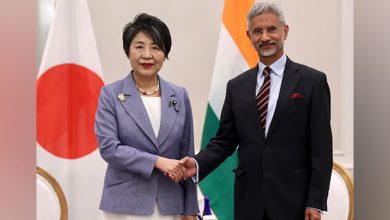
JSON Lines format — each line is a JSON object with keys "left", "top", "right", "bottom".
{"left": 157, "top": 77, "right": 178, "bottom": 146}
{"left": 267, "top": 58, "right": 300, "bottom": 138}
{"left": 244, "top": 66, "right": 267, "bottom": 140}
{"left": 120, "top": 74, "right": 158, "bottom": 148}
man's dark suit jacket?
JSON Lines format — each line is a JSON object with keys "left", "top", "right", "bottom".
{"left": 194, "top": 57, "right": 333, "bottom": 220}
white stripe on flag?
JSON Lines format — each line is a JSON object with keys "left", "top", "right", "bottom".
{"left": 208, "top": 24, "right": 250, "bottom": 117}
{"left": 38, "top": 0, "right": 103, "bottom": 77}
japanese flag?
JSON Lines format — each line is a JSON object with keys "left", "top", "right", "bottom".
{"left": 36, "top": 0, "right": 106, "bottom": 219}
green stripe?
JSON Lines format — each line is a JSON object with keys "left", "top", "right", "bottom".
{"left": 200, "top": 104, "right": 237, "bottom": 220}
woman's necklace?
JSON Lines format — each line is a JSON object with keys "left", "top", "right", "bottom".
{"left": 136, "top": 80, "right": 160, "bottom": 96}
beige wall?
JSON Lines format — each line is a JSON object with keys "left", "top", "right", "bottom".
{"left": 355, "top": 0, "right": 390, "bottom": 218}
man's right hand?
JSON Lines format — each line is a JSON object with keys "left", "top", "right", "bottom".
{"left": 155, "top": 156, "right": 185, "bottom": 183}
{"left": 180, "top": 156, "right": 197, "bottom": 180}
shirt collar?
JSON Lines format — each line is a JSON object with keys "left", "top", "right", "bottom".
{"left": 258, "top": 54, "right": 287, "bottom": 77}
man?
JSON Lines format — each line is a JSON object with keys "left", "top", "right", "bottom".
{"left": 181, "top": 2, "right": 333, "bottom": 220}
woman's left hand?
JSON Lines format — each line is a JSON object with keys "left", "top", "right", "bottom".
{"left": 182, "top": 215, "right": 197, "bottom": 220}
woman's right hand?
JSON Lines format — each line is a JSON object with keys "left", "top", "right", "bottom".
{"left": 155, "top": 156, "right": 186, "bottom": 183}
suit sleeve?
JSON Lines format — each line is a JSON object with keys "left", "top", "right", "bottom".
{"left": 195, "top": 80, "right": 239, "bottom": 180}
{"left": 306, "top": 73, "right": 333, "bottom": 211}
{"left": 94, "top": 86, "right": 157, "bottom": 179}
{"left": 181, "top": 88, "right": 199, "bottom": 215}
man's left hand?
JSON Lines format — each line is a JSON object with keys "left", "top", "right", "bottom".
{"left": 304, "top": 208, "right": 321, "bottom": 220}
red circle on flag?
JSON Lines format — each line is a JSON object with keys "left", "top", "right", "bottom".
{"left": 37, "top": 64, "right": 104, "bottom": 159}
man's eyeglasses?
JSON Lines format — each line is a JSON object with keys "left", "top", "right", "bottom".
{"left": 251, "top": 26, "right": 283, "bottom": 36}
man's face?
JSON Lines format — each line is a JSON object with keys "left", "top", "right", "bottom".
{"left": 247, "top": 12, "right": 289, "bottom": 63}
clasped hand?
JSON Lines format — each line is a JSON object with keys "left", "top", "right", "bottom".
{"left": 155, "top": 156, "right": 197, "bottom": 183}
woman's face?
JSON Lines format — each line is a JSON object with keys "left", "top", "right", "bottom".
{"left": 128, "top": 32, "right": 165, "bottom": 78}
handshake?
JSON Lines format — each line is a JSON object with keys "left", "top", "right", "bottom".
{"left": 155, "top": 156, "right": 197, "bottom": 183}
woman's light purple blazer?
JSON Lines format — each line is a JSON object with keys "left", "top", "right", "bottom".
{"left": 95, "top": 73, "right": 198, "bottom": 215}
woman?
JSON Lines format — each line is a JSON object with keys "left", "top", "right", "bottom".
{"left": 95, "top": 13, "right": 198, "bottom": 220}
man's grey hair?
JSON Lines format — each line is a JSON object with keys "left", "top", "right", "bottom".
{"left": 247, "top": 2, "right": 286, "bottom": 29}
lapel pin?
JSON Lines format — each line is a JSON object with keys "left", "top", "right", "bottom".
{"left": 173, "top": 100, "right": 179, "bottom": 112}
{"left": 169, "top": 100, "right": 179, "bottom": 112}
{"left": 118, "top": 93, "right": 126, "bottom": 102}
{"left": 169, "top": 100, "right": 177, "bottom": 107}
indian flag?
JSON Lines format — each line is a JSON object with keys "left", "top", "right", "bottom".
{"left": 199, "top": 0, "right": 257, "bottom": 219}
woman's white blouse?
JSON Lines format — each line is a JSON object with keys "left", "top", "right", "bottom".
{"left": 141, "top": 96, "right": 161, "bottom": 138}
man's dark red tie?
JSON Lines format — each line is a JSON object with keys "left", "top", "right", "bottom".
{"left": 256, "top": 67, "right": 271, "bottom": 131}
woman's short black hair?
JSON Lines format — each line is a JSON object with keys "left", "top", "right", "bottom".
{"left": 122, "top": 13, "right": 172, "bottom": 59}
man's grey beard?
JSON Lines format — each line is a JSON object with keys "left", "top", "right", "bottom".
{"left": 260, "top": 48, "right": 277, "bottom": 57}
